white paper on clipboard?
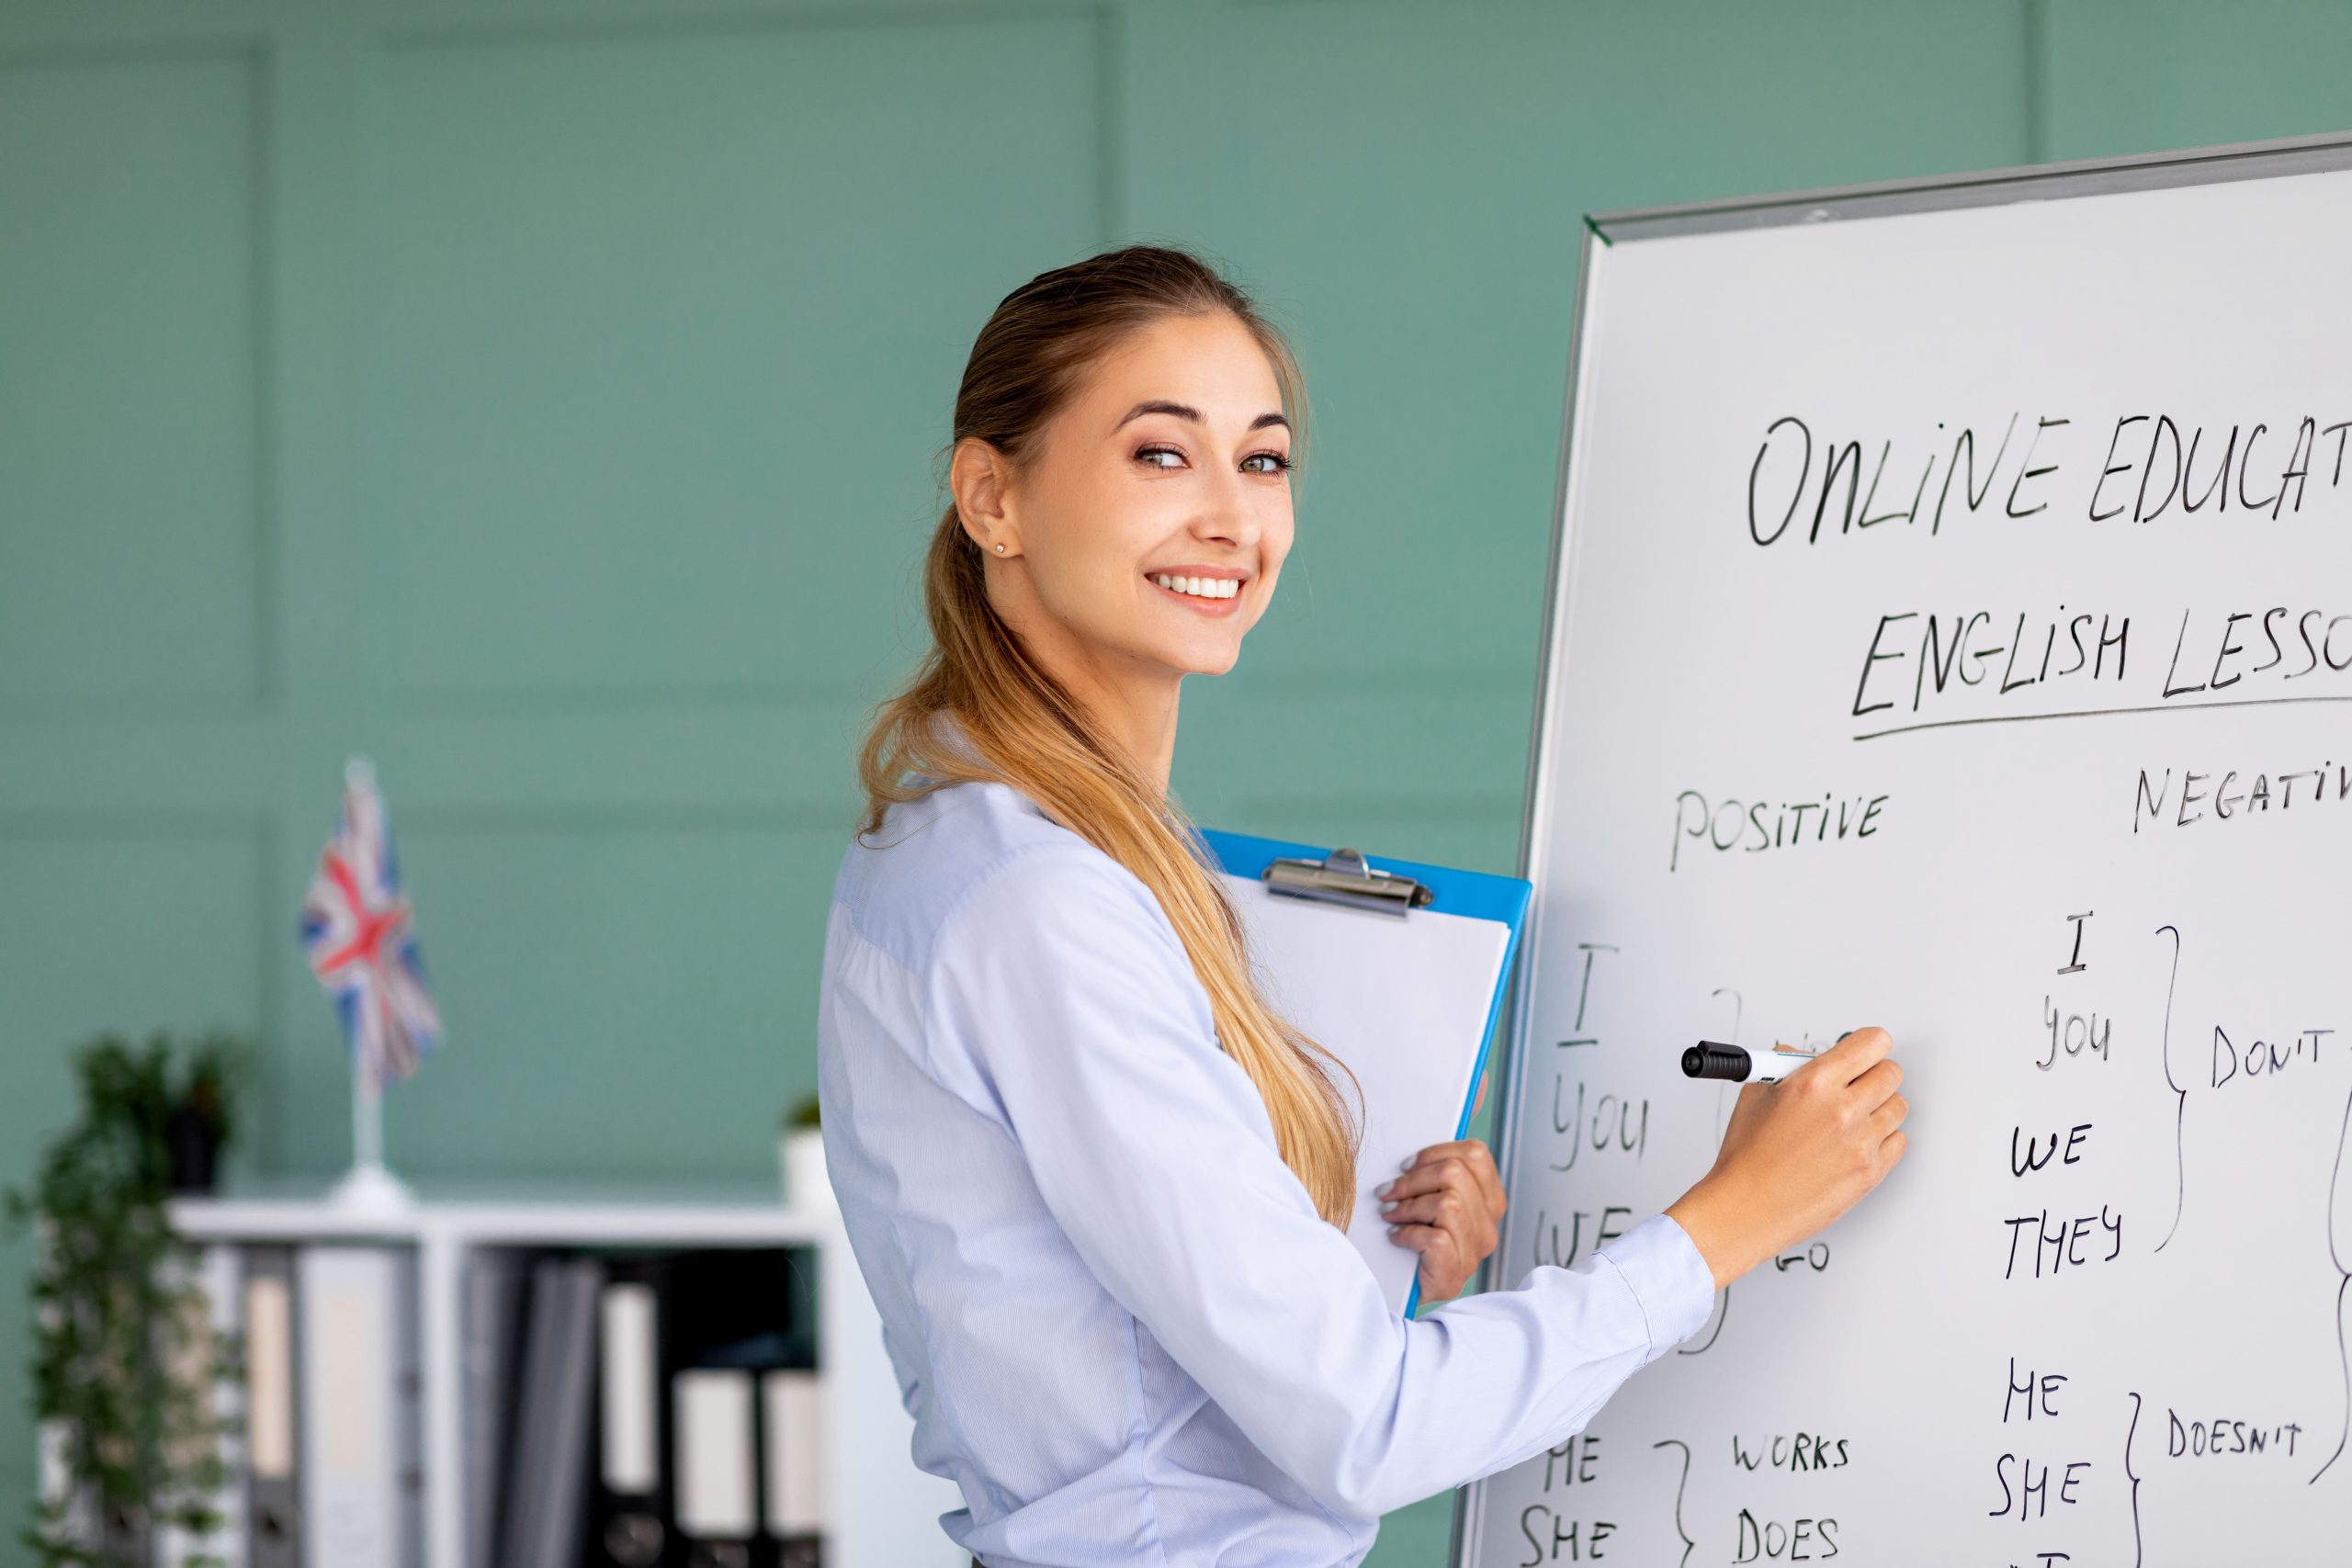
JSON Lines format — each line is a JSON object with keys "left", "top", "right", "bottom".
{"left": 1216, "top": 873, "right": 1515, "bottom": 1314}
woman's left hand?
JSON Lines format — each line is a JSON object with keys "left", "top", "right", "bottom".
{"left": 1376, "top": 1137, "right": 1506, "bottom": 1304}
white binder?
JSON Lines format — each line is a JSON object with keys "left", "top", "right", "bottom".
{"left": 674, "top": 1368, "right": 758, "bottom": 1560}
{"left": 760, "top": 1367, "right": 827, "bottom": 1538}
{"left": 296, "top": 1245, "right": 422, "bottom": 1568}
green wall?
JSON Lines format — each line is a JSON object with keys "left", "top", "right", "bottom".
{"left": 3, "top": 1, "right": 2347, "bottom": 1562}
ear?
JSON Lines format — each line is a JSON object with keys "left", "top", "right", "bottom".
{"left": 949, "top": 435, "right": 1018, "bottom": 558}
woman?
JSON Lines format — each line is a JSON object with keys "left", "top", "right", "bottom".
{"left": 815, "top": 244, "right": 1908, "bottom": 1567}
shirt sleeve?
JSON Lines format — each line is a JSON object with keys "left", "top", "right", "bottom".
{"left": 922, "top": 842, "right": 1718, "bottom": 1520}
{"left": 876, "top": 1311, "right": 922, "bottom": 1419}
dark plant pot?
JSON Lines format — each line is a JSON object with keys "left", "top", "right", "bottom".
{"left": 164, "top": 1104, "right": 220, "bottom": 1193}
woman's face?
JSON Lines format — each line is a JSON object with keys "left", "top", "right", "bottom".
{"left": 970, "top": 310, "right": 1295, "bottom": 683}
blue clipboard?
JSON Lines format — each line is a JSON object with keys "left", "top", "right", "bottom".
{"left": 1199, "top": 829, "right": 1532, "bottom": 1317}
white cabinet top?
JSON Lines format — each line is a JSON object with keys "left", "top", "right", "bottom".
{"left": 168, "top": 1174, "right": 839, "bottom": 1247}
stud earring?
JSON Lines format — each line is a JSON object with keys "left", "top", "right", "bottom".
{"left": 994, "top": 543, "right": 1006, "bottom": 554}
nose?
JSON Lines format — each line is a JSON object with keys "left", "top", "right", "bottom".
{"left": 1191, "top": 467, "right": 1262, "bottom": 551}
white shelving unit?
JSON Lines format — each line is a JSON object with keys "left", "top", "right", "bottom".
{"left": 166, "top": 1176, "right": 967, "bottom": 1568}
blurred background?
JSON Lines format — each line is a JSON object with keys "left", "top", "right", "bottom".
{"left": 4, "top": 0, "right": 2349, "bottom": 1562}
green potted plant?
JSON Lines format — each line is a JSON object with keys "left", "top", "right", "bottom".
{"left": 778, "top": 1091, "right": 831, "bottom": 1212}
{"left": 2, "top": 1031, "right": 247, "bottom": 1567}
{"left": 163, "top": 1031, "right": 253, "bottom": 1196}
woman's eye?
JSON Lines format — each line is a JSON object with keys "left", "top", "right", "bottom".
{"left": 1136, "top": 445, "right": 1291, "bottom": 475}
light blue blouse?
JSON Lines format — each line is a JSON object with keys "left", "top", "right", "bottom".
{"left": 815, "top": 778, "right": 1717, "bottom": 1568}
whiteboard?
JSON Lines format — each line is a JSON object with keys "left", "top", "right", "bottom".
{"left": 1456, "top": 135, "right": 2352, "bottom": 1566}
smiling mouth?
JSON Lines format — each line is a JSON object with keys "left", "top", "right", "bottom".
{"left": 1148, "top": 572, "right": 1241, "bottom": 601}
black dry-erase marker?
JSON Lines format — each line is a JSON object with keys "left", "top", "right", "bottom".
{"left": 1679, "top": 1041, "right": 1821, "bottom": 1083}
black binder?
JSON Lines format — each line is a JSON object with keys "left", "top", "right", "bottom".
{"left": 497, "top": 1253, "right": 605, "bottom": 1568}
{"left": 243, "top": 1243, "right": 303, "bottom": 1568}
{"left": 592, "top": 1252, "right": 680, "bottom": 1568}
{"left": 671, "top": 1249, "right": 804, "bottom": 1568}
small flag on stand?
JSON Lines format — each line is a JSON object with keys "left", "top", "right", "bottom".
{"left": 300, "top": 758, "right": 442, "bottom": 1090}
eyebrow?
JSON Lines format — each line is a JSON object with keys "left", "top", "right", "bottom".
{"left": 1114, "top": 399, "right": 1289, "bottom": 434}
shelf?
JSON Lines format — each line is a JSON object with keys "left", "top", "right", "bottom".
{"left": 152, "top": 1174, "right": 964, "bottom": 1568}
{"left": 169, "top": 1174, "right": 840, "bottom": 1247}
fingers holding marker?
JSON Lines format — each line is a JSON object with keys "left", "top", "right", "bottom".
{"left": 1819, "top": 1024, "right": 1894, "bottom": 1081}
{"left": 1667, "top": 1022, "right": 1912, "bottom": 1288}
{"left": 1869, "top": 1089, "right": 1911, "bottom": 1143}
{"left": 1682, "top": 1024, "right": 1895, "bottom": 1085}
{"left": 1850, "top": 1055, "right": 1904, "bottom": 1110}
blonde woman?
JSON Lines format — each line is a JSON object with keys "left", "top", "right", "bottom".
{"left": 816, "top": 244, "right": 1909, "bottom": 1568}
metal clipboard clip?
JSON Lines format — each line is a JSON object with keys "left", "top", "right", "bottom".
{"left": 1261, "top": 847, "right": 1433, "bottom": 917}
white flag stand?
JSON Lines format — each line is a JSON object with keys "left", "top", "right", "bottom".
{"left": 327, "top": 1063, "right": 414, "bottom": 1213}
{"left": 322, "top": 753, "right": 418, "bottom": 1215}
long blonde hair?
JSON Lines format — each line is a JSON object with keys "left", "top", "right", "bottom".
{"left": 854, "top": 243, "right": 1362, "bottom": 1226}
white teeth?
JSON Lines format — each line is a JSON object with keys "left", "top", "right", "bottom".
{"left": 1154, "top": 574, "right": 1238, "bottom": 600}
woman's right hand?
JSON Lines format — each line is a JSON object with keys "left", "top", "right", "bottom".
{"left": 1663, "top": 1026, "right": 1909, "bottom": 1290}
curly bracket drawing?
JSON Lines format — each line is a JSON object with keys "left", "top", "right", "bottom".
{"left": 2315, "top": 1085, "right": 2352, "bottom": 1485}
{"left": 2124, "top": 1392, "right": 2144, "bottom": 1565}
{"left": 1677, "top": 1284, "right": 1729, "bottom": 1357}
{"left": 2154, "top": 924, "right": 2188, "bottom": 1253}
{"left": 1651, "top": 1438, "right": 1695, "bottom": 1568}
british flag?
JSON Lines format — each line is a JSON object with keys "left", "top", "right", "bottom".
{"left": 299, "top": 761, "right": 442, "bottom": 1089}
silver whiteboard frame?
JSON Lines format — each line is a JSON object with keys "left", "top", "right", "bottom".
{"left": 1452, "top": 126, "right": 2352, "bottom": 1567}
